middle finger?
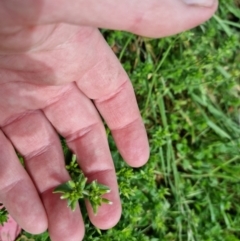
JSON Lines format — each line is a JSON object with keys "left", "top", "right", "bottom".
{"left": 43, "top": 83, "right": 122, "bottom": 229}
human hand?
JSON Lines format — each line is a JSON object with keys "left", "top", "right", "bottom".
{"left": 0, "top": 1, "right": 218, "bottom": 240}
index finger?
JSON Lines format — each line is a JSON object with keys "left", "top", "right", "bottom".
{"left": 76, "top": 30, "right": 149, "bottom": 167}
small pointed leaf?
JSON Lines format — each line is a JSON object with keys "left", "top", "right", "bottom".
{"left": 53, "top": 182, "right": 73, "bottom": 193}
{"left": 101, "top": 198, "right": 113, "bottom": 205}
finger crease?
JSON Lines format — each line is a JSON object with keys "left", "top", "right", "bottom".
{"left": 65, "top": 122, "right": 100, "bottom": 143}
{"left": 24, "top": 143, "right": 52, "bottom": 161}
{"left": 111, "top": 117, "right": 140, "bottom": 132}
{"left": 1, "top": 111, "right": 35, "bottom": 128}
{"left": 43, "top": 85, "right": 75, "bottom": 110}
{"left": 85, "top": 168, "right": 115, "bottom": 180}
{"left": 0, "top": 178, "right": 23, "bottom": 195}
{"left": 94, "top": 80, "right": 128, "bottom": 103}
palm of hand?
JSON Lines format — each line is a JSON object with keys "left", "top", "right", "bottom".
{"left": 0, "top": 24, "right": 148, "bottom": 240}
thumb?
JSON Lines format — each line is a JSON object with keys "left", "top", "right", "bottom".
{"left": 0, "top": 0, "right": 218, "bottom": 37}
{"left": 60, "top": 0, "right": 218, "bottom": 37}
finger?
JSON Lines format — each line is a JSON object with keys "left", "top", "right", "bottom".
{"left": 1, "top": 0, "right": 218, "bottom": 37}
{"left": 76, "top": 31, "right": 149, "bottom": 167}
{"left": 2, "top": 111, "right": 84, "bottom": 241}
{"left": 60, "top": 0, "right": 219, "bottom": 37}
{"left": 95, "top": 82, "right": 149, "bottom": 168}
{"left": 0, "top": 129, "right": 47, "bottom": 234}
{"left": 43, "top": 84, "right": 122, "bottom": 229}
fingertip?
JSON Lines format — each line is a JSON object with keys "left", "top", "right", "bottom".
{"left": 41, "top": 189, "right": 85, "bottom": 241}
{"left": 88, "top": 200, "right": 122, "bottom": 230}
{"left": 126, "top": 144, "right": 150, "bottom": 168}
{"left": 15, "top": 200, "right": 48, "bottom": 235}
{"left": 122, "top": 135, "right": 150, "bottom": 168}
{"left": 112, "top": 118, "right": 150, "bottom": 168}
{"left": 0, "top": 181, "right": 49, "bottom": 236}
{"left": 85, "top": 170, "right": 122, "bottom": 230}
{"left": 126, "top": 0, "right": 219, "bottom": 38}
{"left": 23, "top": 217, "right": 48, "bottom": 235}
{"left": 183, "top": 0, "right": 218, "bottom": 8}
{"left": 183, "top": 0, "right": 219, "bottom": 27}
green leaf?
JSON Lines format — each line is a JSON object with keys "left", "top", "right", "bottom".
{"left": 0, "top": 206, "right": 8, "bottom": 226}
{"left": 92, "top": 203, "right": 98, "bottom": 215}
{"left": 68, "top": 200, "right": 77, "bottom": 211}
{"left": 97, "top": 184, "right": 111, "bottom": 192}
{"left": 53, "top": 182, "right": 74, "bottom": 194}
{"left": 101, "top": 198, "right": 113, "bottom": 205}
{"left": 68, "top": 180, "right": 76, "bottom": 188}
{"left": 60, "top": 193, "right": 70, "bottom": 200}
{"left": 207, "top": 120, "right": 231, "bottom": 140}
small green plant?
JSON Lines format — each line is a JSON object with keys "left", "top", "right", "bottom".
{"left": 0, "top": 205, "right": 8, "bottom": 226}
{"left": 53, "top": 155, "right": 112, "bottom": 214}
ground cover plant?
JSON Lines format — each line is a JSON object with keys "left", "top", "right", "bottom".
{"left": 53, "top": 153, "right": 112, "bottom": 214}
{"left": 2, "top": 0, "right": 240, "bottom": 240}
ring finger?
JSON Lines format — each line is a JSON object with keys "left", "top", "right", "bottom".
{"left": 2, "top": 111, "right": 84, "bottom": 241}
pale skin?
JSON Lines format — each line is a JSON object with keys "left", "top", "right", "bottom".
{"left": 0, "top": 0, "right": 218, "bottom": 240}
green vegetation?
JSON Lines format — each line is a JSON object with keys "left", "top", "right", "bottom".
{"left": 7, "top": 0, "right": 240, "bottom": 240}
{"left": 0, "top": 206, "right": 8, "bottom": 226}
{"left": 53, "top": 154, "right": 112, "bottom": 214}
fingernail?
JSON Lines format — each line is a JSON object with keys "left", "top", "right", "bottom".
{"left": 182, "top": 0, "right": 215, "bottom": 7}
